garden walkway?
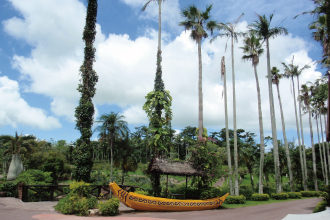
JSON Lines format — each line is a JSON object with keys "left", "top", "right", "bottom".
{"left": 0, "top": 196, "right": 325, "bottom": 220}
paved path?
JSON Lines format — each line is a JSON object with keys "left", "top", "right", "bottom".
{"left": 0, "top": 197, "right": 323, "bottom": 220}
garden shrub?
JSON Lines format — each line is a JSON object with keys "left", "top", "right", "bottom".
{"left": 313, "top": 201, "right": 327, "bottom": 213}
{"left": 288, "top": 192, "right": 302, "bottom": 199}
{"left": 55, "top": 181, "right": 98, "bottom": 216}
{"left": 200, "top": 187, "right": 222, "bottom": 200}
{"left": 251, "top": 193, "right": 269, "bottom": 201}
{"left": 263, "top": 186, "right": 276, "bottom": 195}
{"left": 1, "top": 182, "right": 17, "bottom": 197}
{"left": 98, "top": 198, "right": 119, "bottom": 216}
{"left": 271, "top": 193, "right": 288, "bottom": 200}
{"left": 219, "top": 187, "right": 230, "bottom": 197}
{"left": 239, "top": 187, "right": 254, "bottom": 200}
{"left": 134, "top": 190, "right": 149, "bottom": 196}
{"left": 300, "top": 191, "right": 318, "bottom": 197}
{"left": 225, "top": 195, "right": 246, "bottom": 204}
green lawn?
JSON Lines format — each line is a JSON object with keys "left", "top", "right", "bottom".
{"left": 220, "top": 196, "right": 320, "bottom": 209}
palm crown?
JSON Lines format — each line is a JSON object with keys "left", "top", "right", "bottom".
{"left": 179, "top": 4, "right": 217, "bottom": 42}
{"left": 240, "top": 33, "right": 264, "bottom": 66}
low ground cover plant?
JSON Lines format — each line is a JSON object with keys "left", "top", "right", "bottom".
{"left": 98, "top": 198, "right": 120, "bottom": 216}
{"left": 287, "top": 192, "right": 302, "bottom": 199}
{"left": 271, "top": 193, "right": 288, "bottom": 200}
{"left": 225, "top": 195, "right": 246, "bottom": 204}
{"left": 251, "top": 193, "right": 269, "bottom": 201}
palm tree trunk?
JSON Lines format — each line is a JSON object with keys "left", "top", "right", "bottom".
{"left": 158, "top": 0, "right": 161, "bottom": 51}
{"left": 198, "top": 38, "right": 203, "bottom": 138}
{"left": 223, "top": 57, "right": 234, "bottom": 195}
{"left": 308, "top": 105, "right": 318, "bottom": 191}
{"left": 110, "top": 133, "right": 114, "bottom": 198}
{"left": 232, "top": 35, "right": 239, "bottom": 196}
{"left": 291, "top": 76, "right": 307, "bottom": 191}
{"left": 325, "top": 115, "right": 330, "bottom": 181}
{"left": 316, "top": 114, "right": 326, "bottom": 180}
{"left": 276, "top": 83, "right": 294, "bottom": 192}
{"left": 297, "top": 76, "right": 308, "bottom": 189}
{"left": 253, "top": 64, "right": 265, "bottom": 194}
{"left": 266, "top": 38, "right": 281, "bottom": 193}
{"left": 321, "top": 114, "right": 329, "bottom": 185}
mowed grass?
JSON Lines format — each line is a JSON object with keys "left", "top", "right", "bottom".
{"left": 220, "top": 196, "right": 320, "bottom": 209}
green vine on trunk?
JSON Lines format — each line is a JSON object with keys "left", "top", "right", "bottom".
{"left": 73, "top": 0, "right": 98, "bottom": 183}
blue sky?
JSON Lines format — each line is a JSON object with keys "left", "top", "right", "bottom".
{"left": 0, "top": 0, "right": 326, "bottom": 150}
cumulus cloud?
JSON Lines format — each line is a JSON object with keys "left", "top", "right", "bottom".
{"left": 0, "top": 76, "right": 61, "bottom": 129}
{"left": 2, "top": 0, "right": 323, "bottom": 146}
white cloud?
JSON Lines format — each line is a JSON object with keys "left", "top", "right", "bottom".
{"left": 2, "top": 0, "right": 323, "bottom": 147}
{"left": 0, "top": 76, "right": 61, "bottom": 129}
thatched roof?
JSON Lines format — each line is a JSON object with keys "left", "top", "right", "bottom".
{"left": 146, "top": 158, "right": 205, "bottom": 177}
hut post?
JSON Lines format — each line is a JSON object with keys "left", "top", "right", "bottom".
{"left": 166, "top": 174, "right": 168, "bottom": 198}
{"left": 185, "top": 175, "right": 187, "bottom": 199}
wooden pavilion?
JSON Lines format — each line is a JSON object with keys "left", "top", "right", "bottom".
{"left": 146, "top": 157, "right": 205, "bottom": 198}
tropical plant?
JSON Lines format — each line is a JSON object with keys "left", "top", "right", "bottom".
{"left": 270, "top": 66, "right": 295, "bottom": 192}
{"left": 179, "top": 4, "right": 217, "bottom": 138}
{"left": 282, "top": 58, "right": 310, "bottom": 191}
{"left": 249, "top": 13, "right": 288, "bottom": 193}
{"left": 300, "top": 84, "right": 318, "bottom": 191}
{"left": 74, "top": 0, "right": 98, "bottom": 182}
{"left": 94, "top": 112, "right": 129, "bottom": 195}
{"left": 211, "top": 13, "right": 245, "bottom": 196}
{"left": 0, "top": 132, "right": 35, "bottom": 180}
{"left": 221, "top": 56, "right": 234, "bottom": 195}
{"left": 240, "top": 32, "right": 266, "bottom": 194}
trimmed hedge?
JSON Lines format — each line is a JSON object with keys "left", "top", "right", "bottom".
{"left": 300, "top": 191, "right": 320, "bottom": 197}
{"left": 287, "top": 192, "right": 302, "bottom": 199}
{"left": 225, "top": 195, "right": 246, "bottom": 204}
{"left": 251, "top": 193, "right": 270, "bottom": 201}
{"left": 313, "top": 201, "right": 327, "bottom": 213}
{"left": 271, "top": 193, "right": 288, "bottom": 200}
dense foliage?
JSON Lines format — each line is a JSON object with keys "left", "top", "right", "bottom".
{"left": 73, "top": 0, "right": 98, "bottom": 182}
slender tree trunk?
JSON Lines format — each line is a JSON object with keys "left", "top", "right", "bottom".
{"left": 291, "top": 76, "right": 307, "bottom": 191}
{"left": 325, "top": 115, "right": 330, "bottom": 180}
{"left": 276, "top": 83, "right": 294, "bottom": 192}
{"left": 198, "top": 37, "right": 203, "bottom": 138}
{"left": 253, "top": 64, "right": 265, "bottom": 194}
{"left": 297, "top": 76, "right": 308, "bottom": 189}
{"left": 223, "top": 57, "right": 234, "bottom": 195}
{"left": 232, "top": 35, "right": 239, "bottom": 196}
{"left": 308, "top": 106, "right": 318, "bottom": 191}
{"left": 110, "top": 133, "right": 114, "bottom": 198}
{"left": 266, "top": 38, "right": 281, "bottom": 193}
{"left": 316, "top": 114, "right": 326, "bottom": 180}
{"left": 321, "top": 114, "right": 329, "bottom": 185}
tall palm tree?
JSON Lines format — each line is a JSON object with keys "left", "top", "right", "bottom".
{"left": 270, "top": 66, "right": 295, "bottom": 192}
{"left": 179, "top": 4, "right": 217, "bottom": 139}
{"left": 0, "top": 132, "right": 35, "bottom": 180}
{"left": 282, "top": 59, "right": 310, "bottom": 191}
{"left": 221, "top": 56, "right": 233, "bottom": 195}
{"left": 239, "top": 33, "right": 266, "bottom": 194}
{"left": 211, "top": 14, "right": 245, "bottom": 196}
{"left": 315, "top": 112, "right": 326, "bottom": 180}
{"left": 300, "top": 84, "right": 318, "bottom": 191}
{"left": 94, "top": 112, "right": 129, "bottom": 196}
{"left": 249, "top": 13, "right": 288, "bottom": 193}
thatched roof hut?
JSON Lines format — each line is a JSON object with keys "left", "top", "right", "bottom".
{"left": 146, "top": 157, "right": 205, "bottom": 177}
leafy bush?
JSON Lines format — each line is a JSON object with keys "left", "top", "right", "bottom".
{"left": 14, "top": 169, "right": 53, "bottom": 185}
{"left": 251, "top": 193, "right": 269, "bottom": 201}
{"left": 263, "top": 186, "right": 276, "bottom": 195}
{"left": 300, "top": 191, "right": 318, "bottom": 197}
{"left": 219, "top": 187, "right": 230, "bottom": 197}
{"left": 271, "top": 193, "right": 288, "bottom": 200}
{"left": 239, "top": 187, "right": 254, "bottom": 200}
{"left": 288, "top": 192, "right": 302, "bottom": 199}
{"left": 134, "top": 190, "right": 149, "bottom": 196}
{"left": 225, "top": 195, "right": 246, "bottom": 204}
{"left": 200, "top": 187, "right": 222, "bottom": 200}
{"left": 55, "top": 181, "right": 98, "bottom": 216}
{"left": 98, "top": 198, "right": 119, "bottom": 216}
{"left": 313, "top": 201, "right": 327, "bottom": 213}
{"left": 1, "top": 182, "right": 17, "bottom": 197}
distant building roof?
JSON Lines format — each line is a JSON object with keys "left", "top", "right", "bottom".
{"left": 146, "top": 157, "right": 205, "bottom": 177}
